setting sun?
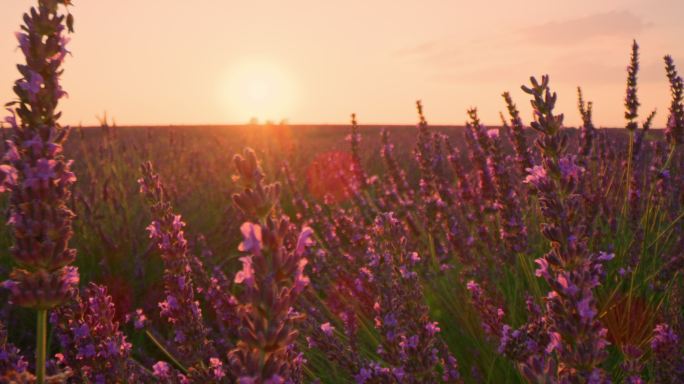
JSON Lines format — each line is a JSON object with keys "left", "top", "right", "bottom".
{"left": 219, "top": 60, "right": 297, "bottom": 123}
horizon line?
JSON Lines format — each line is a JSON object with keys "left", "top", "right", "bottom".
{"left": 50, "top": 123, "right": 649, "bottom": 130}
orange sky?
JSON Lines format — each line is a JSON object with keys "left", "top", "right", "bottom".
{"left": 1, "top": 0, "right": 683, "bottom": 127}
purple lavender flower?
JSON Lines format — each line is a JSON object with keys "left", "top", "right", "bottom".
{"left": 577, "top": 87, "right": 596, "bottom": 156}
{"left": 664, "top": 55, "right": 684, "bottom": 145}
{"left": 230, "top": 219, "right": 312, "bottom": 381}
{"left": 348, "top": 113, "right": 369, "bottom": 191}
{"left": 52, "top": 284, "right": 139, "bottom": 382}
{"left": 0, "top": 3, "right": 79, "bottom": 379}
{"left": 625, "top": 40, "right": 641, "bottom": 131}
{"left": 315, "top": 213, "right": 460, "bottom": 383}
{"left": 502, "top": 92, "right": 533, "bottom": 174}
{"left": 139, "top": 162, "right": 216, "bottom": 365}
{"left": 238, "top": 222, "right": 263, "bottom": 255}
{"left": 131, "top": 308, "right": 148, "bottom": 330}
{"left": 153, "top": 361, "right": 174, "bottom": 378}
{"left": 229, "top": 148, "right": 312, "bottom": 382}
{"left": 652, "top": 323, "right": 679, "bottom": 353}
{"left": 0, "top": 321, "right": 28, "bottom": 379}
{"left": 520, "top": 75, "right": 611, "bottom": 382}
{"left": 320, "top": 322, "right": 335, "bottom": 337}
{"left": 234, "top": 256, "right": 255, "bottom": 287}
{"left": 558, "top": 155, "right": 584, "bottom": 183}
{"left": 2, "top": 0, "right": 79, "bottom": 312}
{"left": 650, "top": 323, "right": 684, "bottom": 382}
{"left": 467, "top": 281, "right": 505, "bottom": 340}
{"left": 524, "top": 165, "right": 548, "bottom": 189}
{"left": 479, "top": 110, "right": 528, "bottom": 257}
{"left": 231, "top": 148, "right": 281, "bottom": 220}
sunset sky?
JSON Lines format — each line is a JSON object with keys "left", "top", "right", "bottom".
{"left": 1, "top": 0, "right": 683, "bottom": 127}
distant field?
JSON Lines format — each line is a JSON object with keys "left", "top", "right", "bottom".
{"left": 1, "top": 121, "right": 679, "bottom": 382}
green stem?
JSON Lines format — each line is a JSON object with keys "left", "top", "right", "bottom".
{"left": 36, "top": 309, "right": 47, "bottom": 384}
{"left": 145, "top": 330, "right": 189, "bottom": 375}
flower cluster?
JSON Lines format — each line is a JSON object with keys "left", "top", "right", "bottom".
{"left": 502, "top": 91, "right": 533, "bottom": 174}
{"left": 306, "top": 213, "right": 461, "bottom": 383}
{"left": 520, "top": 75, "right": 611, "bottom": 382}
{"left": 139, "top": 162, "right": 216, "bottom": 365}
{"left": 665, "top": 55, "right": 684, "bottom": 145}
{"left": 1, "top": 0, "right": 78, "bottom": 311}
{"left": 0, "top": 321, "right": 28, "bottom": 379}
{"left": 229, "top": 148, "right": 312, "bottom": 383}
{"left": 577, "top": 87, "right": 595, "bottom": 157}
{"left": 625, "top": 40, "right": 641, "bottom": 132}
{"left": 231, "top": 148, "right": 282, "bottom": 221}
{"left": 51, "top": 284, "right": 140, "bottom": 383}
{"left": 479, "top": 110, "right": 527, "bottom": 256}
{"left": 651, "top": 323, "right": 684, "bottom": 383}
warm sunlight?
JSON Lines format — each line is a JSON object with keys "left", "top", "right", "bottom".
{"left": 3, "top": 2, "right": 684, "bottom": 382}
{"left": 219, "top": 60, "right": 297, "bottom": 123}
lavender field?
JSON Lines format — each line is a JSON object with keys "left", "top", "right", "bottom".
{"left": 1, "top": 1, "right": 684, "bottom": 383}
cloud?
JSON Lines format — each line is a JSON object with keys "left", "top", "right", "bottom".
{"left": 390, "top": 10, "right": 654, "bottom": 86}
{"left": 393, "top": 34, "right": 526, "bottom": 69}
{"left": 522, "top": 10, "right": 650, "bottom": 45}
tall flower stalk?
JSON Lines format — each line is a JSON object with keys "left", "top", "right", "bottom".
{"left": 625, "top": 40, "right": 640, "bottom": 133}
{"left": 139, "top": 162, "right": 214, "bottom": 366}
{"left": 1, "top": 1, "right": 77, "bottom": 382}
{"left": 577, "top": 87, "right": 595, "bottom": 157}
{"left": 664, "top": 55, "right": 684, "bottom": 146}
{"left": 522, "top": 75, "right": 611, "bottom": 382}
{"left": 229, "top": 148, "right": 312, "bottom": 382}
{"left": 348, "top": 113, "right": 368, "bottom": 192}
{"left": 502, "top": 91, "right": 533, "bottom": 175}
{"left": 476, "top": 110, "right": 527, "bottom": 258}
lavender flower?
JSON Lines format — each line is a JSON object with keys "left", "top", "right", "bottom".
{"left": 347, "top": 113, "right": 369, "bottom": 191}
{"left": 466, "top": 281, "right": 505, "bottom": 340}
{"left": 365, "top": 214, "right": 460, "bottom": 383}
{"left": 651, "top": 323, "right": 684, "bottom": 383}
{"left": 139, "top": 162, "right": 215, "bottom": 364}
{"left": 464, "top": 108, "right": 495, "bottom": 202}
{"left": 577, "top": 87, "right": 595, "bottom": 157}
{"left": 152, "top": 361, "right": 189, "bottom": 383}
{"left": 52, "top": 284, "right": 139, "bottom": 383}
{"left": 0, "top": 321, "right": 28, "bottom": 379}
{"left": 230, "top": 218, "right": 312, "bottom": 382}
{"left": 625, "top": 40, "right": 640, "bottom": 131}
{"left": 520, "top": 75, "right": 612, "bottom": 382}
{"left": 478, "top": 109, "right": 527, "bottom": 256}
{"left": 1, "top": 0, "right": 79, "bottom": 311}
{"left": 320, "top": 322, "right": 335, "bottom": 337}
{"left": 664, "top": 55, "right": 684, "bottom": 145}
{"left": 231, "top": 148, "right": 281, "bottom": 221}
{"left": 502, "top": 91, "right": 533, "bottom": 174}
{"left": 380, "top": 129, "right": 413, "bottom": 209}
{"left": 1, "top": 1, "right": 77, "bottom": 381}
{"left": 633, "top": 109, "right": 656, "bottom": 160}
{"left": 310, "top": 212, "right": 461, "bottom": 383}
{"left": 414, "top": 100, "right": 437, "bottom": 200}
{"left": 229, "top": 147, "right": 312, "bottom": 382}
{"left": 620, "top": 345, "right": 645, "bottom": 384}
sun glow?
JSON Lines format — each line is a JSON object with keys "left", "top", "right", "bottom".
{"left": 219, "top": 60, "right": 297, "bottom": 123}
